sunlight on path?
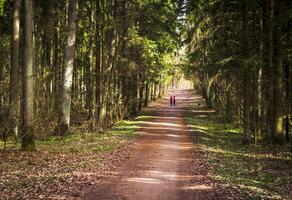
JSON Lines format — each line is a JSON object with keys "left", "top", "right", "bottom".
{"left": 85, "top": 90, "right": 212, "bottom": 200}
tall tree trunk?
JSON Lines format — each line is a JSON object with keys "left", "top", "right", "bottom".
{"left": 262, "top": 0, "right": 273, "bottom": 143}
{"left": 85, "top": 4, "right": 94, "bottom": 127}
{"left": 103, "top": 0, "right": 119, "bottom": 126}
{"left": 59, "top": 0, "right": 78, "bottom": 135}
{"left": 21, "top": 0, "right": 35, "bottom": 150}
{"left": 144, "top": 83, "right": 149, "bottom": 107}
{"left": 10, "top": 0, "right": 22, "bottom": 139}
{"left": 53, "top": 9, "right": 60, "bottom": 113}
{"left": 284, "top": 16, "right": 291, "bottom": 142}
{"left": 150, "top": 83, "right": 153, "bottom": 100}
{"left": 95, "top": 0, "right": 102, "bottom": 122}
{"left": 153, "top": 83, "right": 157, "bottom": 100}
{"left": 138, "top": 78, "right": 145, "bottom": 111}
{"left": 242, "top": 1, "right": 251, "bottom": 143}
{"left": 272, "top": 0, "right": 284, "bottom": 143}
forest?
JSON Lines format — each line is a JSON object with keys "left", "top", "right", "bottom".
{"left": 0, "top": 0, "right": 291, "bottom": 199}
{"left": 185, "top": 0, "right": 292, "bottom": 147}
{"left": 0, "top": 0, "right": 182, "bottom": 150}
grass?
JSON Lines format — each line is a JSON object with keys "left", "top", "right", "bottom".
{"left": 186, "top": 115, "right": 292, "bottom": 200}
{"left": 0, "top": 120, "right": 138, "bottom": 152}
{"left": 0, "top": 119, "right": 140, "bottom": 199}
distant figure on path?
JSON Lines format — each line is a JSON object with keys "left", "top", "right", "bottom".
{"left": 170, "top": 96, "right": 173, "bottom": 106}
{"left": 173, "top": 96, "right": 176, "bottom": 106}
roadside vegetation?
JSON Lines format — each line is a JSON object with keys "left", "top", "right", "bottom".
{"left": 186, "top": 115, "right": 292, "bottom": 199}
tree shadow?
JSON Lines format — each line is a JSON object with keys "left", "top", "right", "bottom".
{"left": 186, "top": 114, "right": 292, "bottom": 199}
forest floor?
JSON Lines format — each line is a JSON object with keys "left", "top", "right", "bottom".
{"left": 1, "top": 90, "right": 291, "bottom": 199}
{"left": 0, "top": 120, "right": 139, "bottom": 199}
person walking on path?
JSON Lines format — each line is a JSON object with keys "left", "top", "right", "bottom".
{"left": 173, "top": 96, "right": 176, "bottom": 107}
{"left": 170, "top": 96, "right": 173, "bottom": 106}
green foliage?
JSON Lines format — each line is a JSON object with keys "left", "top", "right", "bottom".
{"left": 0, "top": 0, "right": 5, "bottom": 16}
{"left": 123, "top": 0, "right": 183, "bottom": 83}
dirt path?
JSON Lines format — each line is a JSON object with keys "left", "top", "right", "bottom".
{"left": 84, "top": 90, "right": 215, "bottom": 200}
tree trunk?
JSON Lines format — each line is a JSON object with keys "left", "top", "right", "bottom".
{"left": 138, "top": 79, "right": 145, "bottom": 111}
{"left": 262, "top": 0, "right": 273, "bottom": 143}
{"left": 53, "top": 9, "right": 60, "bottom": 113}
{"left": 10, "top": 0, "right": 21, "bottom": 139}
{"left": 242, "top": 1, "right": 251, "bottom": 144}
{"left": 21, "top": 0, "right": 35, "bottom": 150}
{"left": 272, "top": 0, "right": 284, "bottom": 143}
{"left": 153, "top": 83, "right": 157, "bottom": 100}
{"left": 85, "top": 4, "right": 94, "bottom": 127}
{"left": 95, "top": 0, "right": 102, "bottom": 122}
{"left": 284, "top": 16, "right": 291, "bottom": 142}
{"left": 144, "top": 83, "right": 149, "bottom": 107}
{"left": 59, "top": 0, "right": 78, "bottom": 135}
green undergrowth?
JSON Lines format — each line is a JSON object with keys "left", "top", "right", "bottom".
{"left": 0, "top": 119, "right": 140, "bottom": 199}
{"left": 1, "top": 120, "right": 139, "bottom": 152}
{"left": 38, "top": 120, "right": 139, "bottom": 153}
{"left": 186, "top": 115, "right": 292, "bottom": 200}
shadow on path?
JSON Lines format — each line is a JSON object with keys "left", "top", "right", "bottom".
{"left": 84, "top": 90, "right": 238, "bottom": 200}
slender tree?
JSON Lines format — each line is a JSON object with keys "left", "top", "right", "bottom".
{"left": 21, "top": 0, "right": 35, "bottom": 150}
{"left": 273, "top": 0, "right": 284, "bottom": 143}
{"left": 262, "top": 0, "right": 273, "bottom": 142}
{"left": 59, "top": 0, "right": 79, "bottom": 135}
{"left": 95, "top": 0, "right": 102, "bottom": 122}
{"left": 10, "top": 0, "right": 21, "bottom": 138}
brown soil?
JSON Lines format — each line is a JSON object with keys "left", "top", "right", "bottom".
{"left": 84, "top": 90, "right": 239, "bottom": 200}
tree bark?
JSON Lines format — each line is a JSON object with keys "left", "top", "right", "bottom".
{"left": 10, "top": 0, "right": 22, "bottom": 139}
{"left": 59, "top": 0, "right": 78, "bottom": 135}
{"left": 242, "top": 1, "right": 251, "bottom": 144}
{"left": 85, "top": 4, "right": 94, "bottom": 126}
{"left": 95, "top": 0, "right": 102, "bottom": 122}
{"left": 21, "top": 0, "right": 35, "bottom": 150}
{"left": 284, "top": 16, "right": 291, "bottom": 142}
{"left": 144, "top": 83, "right": 149, "bottom": 107}
{"left": 262, "top": 0, "right": 273, "bottom": 143}
{"left": 272, "top": 0, "right": 284, "bottom": 143}
{"left": 53, "top": 9, "right": 60, "bottom": 113}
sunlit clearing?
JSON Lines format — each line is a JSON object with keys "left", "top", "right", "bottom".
{"left": 171, "top": 76, "right": 194, "bottom": 90}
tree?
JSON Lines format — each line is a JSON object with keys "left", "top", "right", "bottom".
{"left": 0, "top": 0, "right": 181, "bottom": 149}
{"left": 272, "top": 0, "right": 284, "bottom": 143}
{"left": 59, "top": 0, "right": 79, "bottom": 135}
{"left": 262, "top": 0, "right": 273, "bottom": 142}
{"left": 9, "top": 0, "right": 21, "bottom": 138}
{"left": 21, "top": 0, "right": 35, "bottom": 150}
{"left": 95, "top": 0, "right": 102, "bottom": 122}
